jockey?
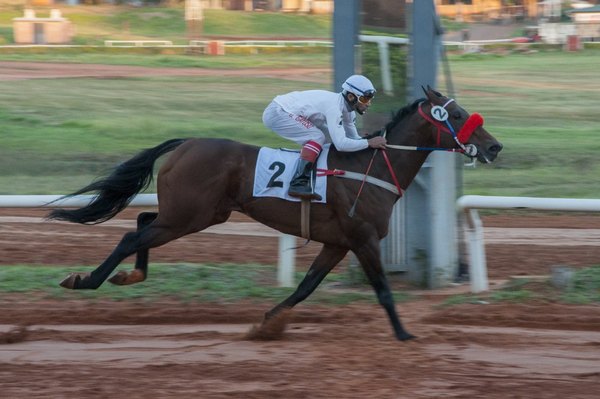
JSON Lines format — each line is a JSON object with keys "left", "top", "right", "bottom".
{"left": 262, "top": 74, "right": 387, "bottom": 201}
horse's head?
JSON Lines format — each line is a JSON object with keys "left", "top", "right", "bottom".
{"left": 420, "top": 86, "right": 503, "bottom": 163}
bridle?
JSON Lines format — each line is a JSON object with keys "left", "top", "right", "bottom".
{"left": 385, "top": 99, "right": 483, "bottom": 158}
{"left": 342, "top": 99, "right": 487, "bottom": 213}
{"left": 371, "top": 99, "right": 485, "bottom": 198}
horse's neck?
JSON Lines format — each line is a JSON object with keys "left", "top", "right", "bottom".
{"left": 327, "top": 114, "right": 434, "bottom": 199}
{"left": 381, "top": 116, "right": 433, "bottom": 191}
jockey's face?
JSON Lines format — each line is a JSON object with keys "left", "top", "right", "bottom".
{"left": 353, "top": 92, "right": 373, "bottom": 115}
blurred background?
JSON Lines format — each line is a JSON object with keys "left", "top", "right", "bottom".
{"left": 1, "top": 5, "right": 599, "bottom": 396}
{"left": 0, "top": 0, "right": 598, "bottom": 197}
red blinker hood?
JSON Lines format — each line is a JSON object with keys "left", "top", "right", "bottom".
{"left": 457, "top": 113, "right": 484, "bottom": 143}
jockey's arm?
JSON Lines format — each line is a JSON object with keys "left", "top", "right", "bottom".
{"left": 331, "top": 113, "right": 387, "bottom": 151}
{"left": 323, "top": 106, "right": 368, "bottom": 152}
{"left": 342, "top": 113, "right": 363, "bottom": 140}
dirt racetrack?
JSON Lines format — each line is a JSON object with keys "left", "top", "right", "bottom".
{"left": 1, "top": 62, "right": 599, "bottom": 398}
{"left": 1, "top": 208, "right": 600, "bottom": 399}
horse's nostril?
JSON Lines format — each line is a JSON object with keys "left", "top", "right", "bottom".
{"left": 489, "top": 143, "right": 503, "bottom": 154}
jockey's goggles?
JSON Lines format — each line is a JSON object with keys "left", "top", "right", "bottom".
{"left": 357, "top": 90, "right": 375, "bottom": 105}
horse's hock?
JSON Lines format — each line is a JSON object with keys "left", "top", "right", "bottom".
{"left": 12, "top": 9, "right": 73, "bottom": 45}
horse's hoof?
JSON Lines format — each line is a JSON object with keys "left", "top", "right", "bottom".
{"left": 245, "top": 310, "right": 291, "bottom": 341}
{"left": 398, "top": 332, "right": 417, "bottom": 341}
{"left": 108, "top": 269, "right": 145, "bottom": 286}
{"left": 108, "top": 271, "right": 128, "bottom": 285}
{"left": 59, "top": 272, "right": 86, "bottom": 289}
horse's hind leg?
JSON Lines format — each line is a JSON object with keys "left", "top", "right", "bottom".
{"left": 108, "top": 212, "right": 157, "bottom": 286}
{"left": 60, "top": 221, "right": 188, "bottom": 290}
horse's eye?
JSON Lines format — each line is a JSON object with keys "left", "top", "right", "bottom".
{"left": 452, "top": 111, "right": 463, "bottom": 120}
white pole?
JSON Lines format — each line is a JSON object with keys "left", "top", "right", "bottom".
{"left": 457, "top": 195, "right": 600, "bottom": 293}
{"left": 377, "top": 41, "right": 393, "bottom": 95}
{"left": 429, "top": 152, "right": 458, "bottom": 288}
{"left": 277, "top": 234, "right": 296, "bottom": 287}
{"left": 465, "top": 208, "right": 488, "bottom": 293}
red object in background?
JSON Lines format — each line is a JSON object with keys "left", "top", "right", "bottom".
{"left": 512, "top": 36, "right": 532, "bottom": 43}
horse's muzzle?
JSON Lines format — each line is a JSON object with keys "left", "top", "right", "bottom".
{"left": 477, "top": 141, "right": 503, "bottom": 164}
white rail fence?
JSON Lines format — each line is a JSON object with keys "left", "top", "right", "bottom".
{"left": 0, "top": 194, "right": 296, "bottom": 288}
{"left": 457, "top": 195, "right": 600, "bottom": 293}
{"left": 7, "top": 193, "right": 597, "bottom": 293}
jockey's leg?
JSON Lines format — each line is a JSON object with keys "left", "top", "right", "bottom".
{"left": 288, "top": 140, "right": 322, "bottom": 201}
{"left": 262, "top": 102, "right": 325, "bottom": 201}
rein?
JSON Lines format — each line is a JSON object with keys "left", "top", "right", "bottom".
{"left": 318, "top": 99, "right": 486, "bottom": 216}
{"left": 385, "top": 100, "right": 483, "bottom": 157}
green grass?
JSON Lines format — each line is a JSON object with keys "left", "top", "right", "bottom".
{"left": 1, "top": 50, "right": 599, "bottom": 197}
{"left": 1, "top": 6, "right": 599, "bottom": 198}
{"left": 440, "top": 50, "right": 600, "bottom": 198}
{"left": 0, "top": 50, "right": 330, "bottom": 68}
{"left": 202, "top": 9, "right": 330, "bottom": 39}
{"left": 0, "top": 263, "right": 411, "bottom": 305}
{"left": 0, "top": 6, "right": 331, "bottom": 45}
{"left": 0, "top": 75, "right": 321, "bottom": 194}
{"left": 440, "top": 266, "right": 600, "bottom": 306}
{"left": 561, "top": 266, "right": 600, "bottom": 304}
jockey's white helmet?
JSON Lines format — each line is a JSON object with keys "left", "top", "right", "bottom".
{"left": 341, "top": 74, "right": 376, "bottom": 99}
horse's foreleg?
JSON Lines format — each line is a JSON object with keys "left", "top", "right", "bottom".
{"left": 60, "top": 223, "right": 184, "bottom": 290}
{"left": 249, "top": 244, "right": 348, "bottom": 340}
{"left": 264, "top": 244, "right": 348, "bottom": 320}
{"left": 109, "top": 212, "right": 157, "bottom": 286}
{"left": 354, "top": 240, "right": 415, "bottom": 341}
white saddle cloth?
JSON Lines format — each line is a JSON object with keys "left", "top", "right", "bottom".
{"left": 253, "top": 145, "right": 330, "bottom": 203}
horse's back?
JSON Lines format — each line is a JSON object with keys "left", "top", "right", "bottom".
{"left": 157, "top": 138, "right": 260, "bottom": 206}
{"left": 161, "top": 138, "right": 259, "bottom": 173}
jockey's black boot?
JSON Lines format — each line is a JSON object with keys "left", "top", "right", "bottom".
{"left": 288, "top": 159, "right": 322, "bottom": 201}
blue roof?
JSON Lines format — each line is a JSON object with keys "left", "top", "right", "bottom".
{"left": 567, "top": 5, "right": 600, "bottom": 13}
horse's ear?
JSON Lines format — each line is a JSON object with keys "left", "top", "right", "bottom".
{"left": 424, "top": 85, "right": 445, "bottom": 105}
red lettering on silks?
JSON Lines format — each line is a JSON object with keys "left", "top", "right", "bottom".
{"left": 295, "top": 115, "right": 314, "bottom": 129}
{"left": 287, "top": 113, "right": 314, "bottom": 129}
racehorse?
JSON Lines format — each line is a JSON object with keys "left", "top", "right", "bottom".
{"left": 48, "top": 87, "right": 502, "bottom": 341}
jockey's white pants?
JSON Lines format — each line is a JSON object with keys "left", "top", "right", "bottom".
{"left": 262, "top": 101, "right": 326, "bottom": 147}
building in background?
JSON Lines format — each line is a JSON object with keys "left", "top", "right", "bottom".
{"left": 13, "top": 8, "right": 73, "bottom": 44}
{"left": 567, "top": 4, "right": 600, "bottom": 40}
{"left": 31, "top": 0, "right": 56, "bottom": 5}
{"left": 435, "top": 0, "right": 539, "bottom": 22}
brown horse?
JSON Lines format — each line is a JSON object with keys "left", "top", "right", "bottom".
{"left": 48, "top": 87, "right": 502, "bottom": 341}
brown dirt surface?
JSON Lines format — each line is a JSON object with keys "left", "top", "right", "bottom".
{"left": 1, "top": 63, "right": 599, "bottom": 398}
{"left": 0, "top": 61, "right": 330, "bottom": 83}
{"left": 1, "top": 208, "right": 599, "bottom": 399}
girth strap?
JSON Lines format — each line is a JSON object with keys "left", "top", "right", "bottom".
{"left": 298, "top": 167, "right": 404, "bottom": 238}
{"left": 301, "top": 199, "right": 311, "bottom": 240}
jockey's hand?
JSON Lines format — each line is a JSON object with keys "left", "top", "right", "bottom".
{"left": 367, "top": 136, "right": 387, "bottom": 149}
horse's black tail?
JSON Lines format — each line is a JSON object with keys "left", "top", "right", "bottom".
{"left": 47, "top": 138, "right": 187, "bottom": 225}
